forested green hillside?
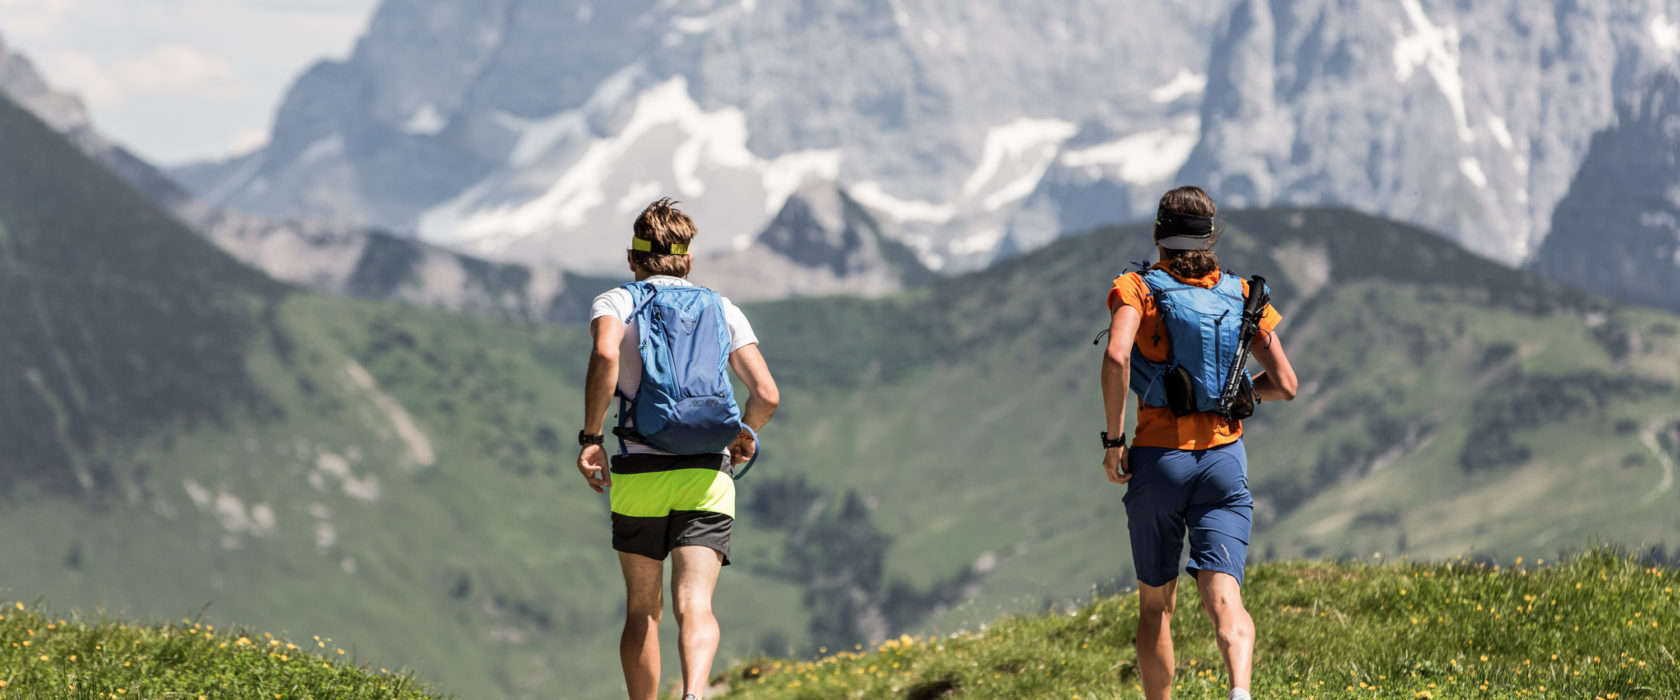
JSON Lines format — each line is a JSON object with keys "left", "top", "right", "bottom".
{"left": 2, "top": 91, "right": 1677, "bottom": 699}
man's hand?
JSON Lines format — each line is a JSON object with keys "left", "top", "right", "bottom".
{"left": 726, "top": 430, "right": 757, "bottom": 466}
{"left": 577, "top": 444, "right": 611, "bottom": 493}
{"left": 1103, "top": 446, "right": 1131, "bottom": 485}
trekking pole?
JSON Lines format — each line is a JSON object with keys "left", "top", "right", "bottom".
{"left": 1217, "top": 276, "right": 1269, "bottom": 416}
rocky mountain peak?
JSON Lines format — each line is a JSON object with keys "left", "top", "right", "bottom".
{"left": 757, "top": 182, "right": 870, "bottom": 276}
{"left": 1179, "top": 0, "right": 1676, "bottom": 267}
{"left": 692, "top": 182, "right": 931, "bottom": 301}
{"left": 1534, "top": 68, "right": 1680, "bottom": 312}
{"left": 0, "top": 34, "right": 91, "bottom": 134}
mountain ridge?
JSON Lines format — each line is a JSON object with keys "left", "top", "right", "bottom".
{"left": 169, "top": 0, "right": 1680, "bottom": 283}
{"left": 1533, "top": 66, "right": 1680, "bottom": 314}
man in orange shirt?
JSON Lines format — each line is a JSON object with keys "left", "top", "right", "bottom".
{"left": 1100, "top": 186, "right": 1299, "bottom": 700}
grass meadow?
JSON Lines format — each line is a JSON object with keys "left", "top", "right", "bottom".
{"left": 715, "top": 550, "right": 1678, "bottom": 699}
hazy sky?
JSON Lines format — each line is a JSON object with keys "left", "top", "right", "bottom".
{"left": 1, "top": 0, "right": 380, "bottom": 165}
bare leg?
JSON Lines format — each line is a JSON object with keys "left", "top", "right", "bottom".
{"left": 670, "top": 546, "right": 724, "bottom": 698}
{"left": 1196, "top": 571, "right": 1255, "bottom": 693}
{"left": 1137, "top": 579, "right": 1179, "bottom": 700}
{"left": 619, "top": 552, "right": 665, "bottom": 700}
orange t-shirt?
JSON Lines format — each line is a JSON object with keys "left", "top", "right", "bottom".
{"left": 1106, "top": 265, "right": 1283, "bottom": 451}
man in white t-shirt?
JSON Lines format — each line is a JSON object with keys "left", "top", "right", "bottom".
{"left": 577, "top": 197, "right": 779, "bottom": 700}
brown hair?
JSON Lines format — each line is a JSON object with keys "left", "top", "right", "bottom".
{"left": 1156, "top": 185, "right": 1220, "bottom": 279}
{"left": 629, "top": 197, "right": 696, "bottom": 277}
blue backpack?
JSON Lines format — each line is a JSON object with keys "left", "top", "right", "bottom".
{"left": 616, "top": 282, "right": 758, "bottom": 476}
{"left": 1129, "top": 268, "right": 1251, "bottom": 416}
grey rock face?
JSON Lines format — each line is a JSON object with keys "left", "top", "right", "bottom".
{"left": 69, "top": 0, "right": 1680, "bottom": 293}
{"left": 1534, "top": 69, "right": 1680, "bottom": 312}
{"left": 692, "top": 183, "right": 931, "bottom": 301}
{"left": 174, "top": 0, "right": 1229, "bottom": 273}
{"left": 1180, "top": 0, "right": 1678, "bottom": 266}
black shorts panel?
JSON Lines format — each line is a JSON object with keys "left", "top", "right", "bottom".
{"left": 610, "top": 452, "right": 731, "bottom": 475}
{"left": 612, "top": 509, "right": 733, "bottom": 566}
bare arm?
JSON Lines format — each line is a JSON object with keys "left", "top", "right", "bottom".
{"left": 1248, "top": 328, "right": 1298, "bottom": 402}
{"left": 728, "top": 343, "right": 779, "bottom": 430}
{"left": 576, "top": 316, "right": 624, "bottom": 493}
{"left": 583, "top": 316, "right": 625, "bottom": 432}
{"left": 726, "top": 343, "right": 779, "bottom": 464}
{"left": 1102, "top": 304, "right": 1142, "bottom": 484}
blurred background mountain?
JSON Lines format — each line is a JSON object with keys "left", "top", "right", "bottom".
{"left": 2, "top": 1, "right": 1679, "bottom": 698}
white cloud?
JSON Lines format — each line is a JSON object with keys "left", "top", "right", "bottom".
{"left": 1, "top": 0, "right": 378, "bottom": 163}
{"left": 224, "top": 127, "right": 270, "bottom": 157}
{"left": 54, "top": 44, "right": 239, "bottom": 107}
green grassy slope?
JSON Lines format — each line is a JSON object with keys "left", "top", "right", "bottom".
{"left": 0, "top": 598, "right": 442, "bottom": 698}
{"left": 714, "top": 550, "right": 1680, "bottom": 699}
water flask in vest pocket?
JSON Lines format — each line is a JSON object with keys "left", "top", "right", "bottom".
{"left": 1163, "top": 365, "right": 1198, "bottom": 417}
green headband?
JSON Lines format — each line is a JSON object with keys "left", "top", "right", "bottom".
{"left": 630, "top": 237, "right": 689, "bottom": 255}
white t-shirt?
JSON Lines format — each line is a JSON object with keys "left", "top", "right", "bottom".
{"left": 590, "top": 275, "right": 758, "bottom": 455}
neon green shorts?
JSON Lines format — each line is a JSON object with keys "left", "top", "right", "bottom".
{"left": 609, "top": 454, "right": 735, "bottom": 564}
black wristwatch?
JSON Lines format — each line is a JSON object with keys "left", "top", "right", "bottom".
{"left": 1101, "top": 431, "right": 1127, "bottom": 449}
{"left": 578, "top": 430, "right": 604, "bottom": 447}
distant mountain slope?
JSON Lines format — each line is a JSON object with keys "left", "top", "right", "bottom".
{"left": 0, "top": 94, "right": 279, "bottom": 491}
{"left": 1534, "top": 68, "right": 1680, "bottom": 314}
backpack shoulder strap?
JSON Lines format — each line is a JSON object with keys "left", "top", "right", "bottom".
{"left": 621, "top": 282, "right": 660, "bottom": 324}
{"left": 1140, "top": 267, "right": 1190, "bottom": 295}
{"left": 1211, "top": 270, "right": 1247, "bottom": 300}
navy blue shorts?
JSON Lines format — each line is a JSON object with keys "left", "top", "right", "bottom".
{"left": 1123, "top": 439, "right": 1253, "bottom": 587}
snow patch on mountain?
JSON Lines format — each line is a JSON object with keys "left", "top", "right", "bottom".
{"left": 297, "top": 137, "right": 344, "bottom": 168}
{"left": 1458, "top": 157, "right": 1487, "bottom": 188}
{"left": 672, "top": 0, "right": 757, "bottom": 34}
{"left": 1060, "top": 117, "right": 1200, "bottom": 185}
{"left": 617, "top": 180, "right": 663, "bottom": 213}
{"left": 501, "top": 63, "right": 642, "bottom": 167}
{"left": 403, "top": 103, "right": 447, "bottom": 135}
{"left": 761, "top": 149, "right": 844, "bottom": 212}
{"left": 961, "top": 118, "right": 1077, "bottom": 200}
{"left": 1393, "top": 0, "right": 1471, "bottom": 143}
{"left": 1654, "top": 15, "right": 1680, "bottom": 57}
{"left": 1487, "top": 115, "right": 1514, "bottom": 151}
{"left": 418, "top": 74, "right": 839, "bottom": 266}
{"left": 951, "top": 228, "right": 1004, "bottom": 256}
{"left": 1150, "top": 70, "right": 1208, "bottom": 103}
{"left": 847, "top": 181, "right": 957, "bottom": 224}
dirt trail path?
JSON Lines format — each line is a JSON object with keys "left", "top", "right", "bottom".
{"left": 1638, "top": 419, "right": 1675, "bottom": 507}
